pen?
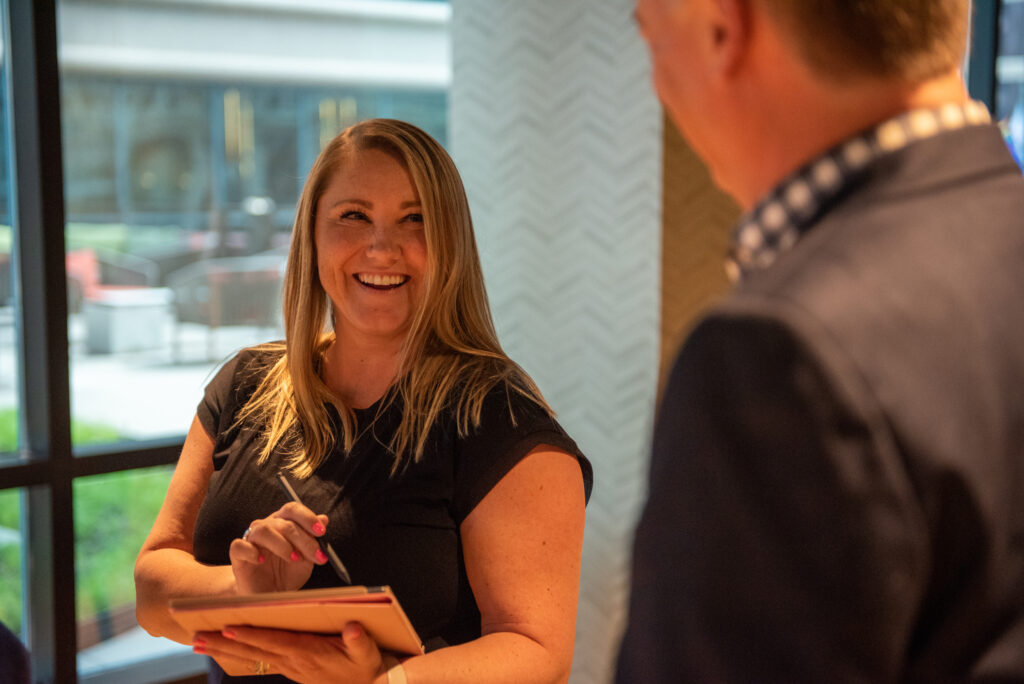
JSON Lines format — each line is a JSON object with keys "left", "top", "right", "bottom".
{"left": 276, "top": 472, "right": 352, "bottom": 585}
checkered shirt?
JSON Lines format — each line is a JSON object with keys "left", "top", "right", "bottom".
{"left": 727, "top": 100, "right": 993, "bottom": 282}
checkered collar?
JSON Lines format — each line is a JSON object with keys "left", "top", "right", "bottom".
{"left": 726, "top": 100, "right": 992, "bottom": 282}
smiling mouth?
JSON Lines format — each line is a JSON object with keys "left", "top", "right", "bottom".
{"left": 355, "top": 273, "right": 410, "bottom": 290}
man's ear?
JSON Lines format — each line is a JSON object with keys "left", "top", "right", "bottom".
{"left": 709, "top": 0, "right": 749, "bottom": 76}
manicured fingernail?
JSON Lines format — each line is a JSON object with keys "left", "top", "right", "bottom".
{"left": 258, "top": 554, "right": 265, "bottom": 564}
{"left": 315, "top": 549, "right": 327, "bottom": 563}
{"left": 312, "top": 522, "right": 325, "bottom": 535}
{"left": 222, "top": 629, "right": 237, "bottom": 640}
{"left": 193, "top": 644, "right": 207, "bottom": 654}
{"left": 193, "top": 637, "right": 207, "bottom": 647}
{"left": 290, "top": 550, "right": 301, "bottom": 562}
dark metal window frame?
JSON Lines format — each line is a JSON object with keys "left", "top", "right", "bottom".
{"left": 2, "top": 4, "right": 183, "bottom": 681}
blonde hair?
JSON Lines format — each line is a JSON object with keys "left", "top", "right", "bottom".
{"left": 235, "top": 119, "right": 550, "bottom": 477}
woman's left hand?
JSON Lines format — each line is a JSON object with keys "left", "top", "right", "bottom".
{"left": 193, "top": 621, "right": 386, "bottom": 683}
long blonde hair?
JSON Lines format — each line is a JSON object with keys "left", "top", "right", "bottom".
{"left": 235, "top": 119, "right": 550, "bottom": 477}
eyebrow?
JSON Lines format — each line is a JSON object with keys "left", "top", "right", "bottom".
{"left": 327, "top": 199, "right": 421, "bottom": 210}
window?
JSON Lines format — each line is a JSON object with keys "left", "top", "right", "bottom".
{"left": 996, "top": 0, "right": 1024, "bottom": 164}
{"left": 1, "top": 1, "right": 449, "bottom": 680}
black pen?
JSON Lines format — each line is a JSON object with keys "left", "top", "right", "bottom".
{"left": 276, "top": 472, "right": 352, "bottom": 585}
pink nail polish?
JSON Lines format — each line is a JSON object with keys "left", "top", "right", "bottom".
{"left": 315, "top": 549, "right": 327, "bottom": 563}
{"left": 193, "top": 644, "right": 207, "bottom": 654}
{"left": 223, "top": 629, "right": 237, "bottom": 640}
{"left": 193, "top": 637, "right": 207, "bottom": 647}
{"left": 312, "top": 522, "right": 325, "bottom": 535}
{"left": 258, "top": 554, "right": 265, "bottom": 564}
{"left": 290, "top": 550, "right": 301, "bottom": 562}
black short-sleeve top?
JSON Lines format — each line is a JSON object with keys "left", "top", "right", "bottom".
{"left": 192, "top": 346, "right": 593, "bottom": 655}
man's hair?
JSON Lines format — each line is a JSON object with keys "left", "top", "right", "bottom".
{"left": 759, "top": 0, "right": 970, "bottom": 83}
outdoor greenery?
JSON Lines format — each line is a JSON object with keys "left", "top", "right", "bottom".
{"left": 0, "top": 488, "right": 19, "bottom": 636}
{"left": 0, "top": 409, "right": 173, "bottom": 638}
{"left": 73, "top": 466, "right": 173, "bottom": 623}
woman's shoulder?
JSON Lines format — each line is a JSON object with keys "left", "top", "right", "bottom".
{"left": 448, "top": 375, "right": 566, "bottom": 447}
{"left": 448, "top": 376, "right": 593, "bottom": 517}
{"left": 212, "top": 342, "right": 285, "bottom": 385}
{"left": 478, "top": 380, "right": 551, "bottom": 422}
{"left": 198, "top": 339, "right": 284, "bottom": 423}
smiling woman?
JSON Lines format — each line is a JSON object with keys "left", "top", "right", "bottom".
{"left": 134, "top": 119, "right": 593, "bottom": 683}
{"left": 314, "top": 146, "right": 428, "bottom": 374}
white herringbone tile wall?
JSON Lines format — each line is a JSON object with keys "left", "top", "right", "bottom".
{"left": 450, "top": 2, "right": 662, "bottom": 681}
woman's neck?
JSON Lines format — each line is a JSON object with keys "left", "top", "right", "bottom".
{"left": 320, "top": 334, "right": 405, "bottom": 409}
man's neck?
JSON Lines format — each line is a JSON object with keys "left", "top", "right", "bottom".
{"left": 732, "top": 69, "right": 970, "bottom": 208}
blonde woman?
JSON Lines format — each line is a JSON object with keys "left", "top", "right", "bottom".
{"left": 135, "top": 119, "right": 592, "bottom": 683}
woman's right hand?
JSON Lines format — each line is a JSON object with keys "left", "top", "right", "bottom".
{"left": 229, "top": 501, "right": 330, "bottom": 594}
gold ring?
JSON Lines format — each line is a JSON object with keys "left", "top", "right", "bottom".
{"left": 251, "top": 660, "right": 270, "bottom": 675}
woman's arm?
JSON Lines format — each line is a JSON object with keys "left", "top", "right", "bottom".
{"left": 196, "top": 444, "right": 587, "bottom": 683}
{"left": 134, "top": 416, "right": 236, "bottom": 644}
{"left": 135, "top": 415, "right": 331, "bottom": 646}
{"left": 402, "top": 443, "right": 586, "bottom": 684}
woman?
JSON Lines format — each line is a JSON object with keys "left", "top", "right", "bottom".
{"left": 135, "top": 119, "right": 593, "bottom": 683}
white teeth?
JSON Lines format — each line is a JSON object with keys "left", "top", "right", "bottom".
{"left": 358, "top": 274, "right": 406, "bottom": 287}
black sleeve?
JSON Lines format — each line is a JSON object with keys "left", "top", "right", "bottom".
{"left": 196, "top": 347, "right": 275, "bottom": 443}
{"left": 452, "top": 385, "right": 593, "bottom": 524}
{"left": 615, "top": 308, "right": 927, "bottom": 684}
{"left": 196, "top": 352, "right": 247, "bottom": 440}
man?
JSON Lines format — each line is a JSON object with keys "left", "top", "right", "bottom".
{"left": 617, "top": 0, "right": 1024, "bottom": 681}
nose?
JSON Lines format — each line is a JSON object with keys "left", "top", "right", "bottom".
{"left": 366, "top": 226, "right": 399, "bottom": 260}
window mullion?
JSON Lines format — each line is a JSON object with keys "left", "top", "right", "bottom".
{"left": 5, "top": 0, "right": 75, "bottom": 681}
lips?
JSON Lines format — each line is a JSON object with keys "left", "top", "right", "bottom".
{"left": 355, "top": 273, "right": 409, "bottom": 290}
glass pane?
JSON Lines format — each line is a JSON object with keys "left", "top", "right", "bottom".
{"left": 0, "top": 488, "right": 23, "bottom": 638}
{"left": 997, "top": 0, "right": 1024, "bottom": 166}
{"left": 74, "top": 466, "right": 203, "bottom": 678}
{"left": 58, "top": 0, "right": 450, "bottom": 448}
{"left": 0, "top": 0, "right": 17, "bottom": 463}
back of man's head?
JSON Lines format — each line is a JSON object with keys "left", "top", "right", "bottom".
{"left": 759, "top": 0, "right": 970, "bottom": 84}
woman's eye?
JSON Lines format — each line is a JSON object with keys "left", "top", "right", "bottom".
{"left": 404, "top": 213, "right": 424, "bottom": 224}
{"left": 339, "top": 210, "right": 369, "bottom": 221}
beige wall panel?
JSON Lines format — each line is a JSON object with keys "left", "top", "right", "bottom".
{"left": 659, "top": 114, "right": 739, "bottom": 389}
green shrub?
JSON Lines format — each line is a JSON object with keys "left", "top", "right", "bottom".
{"left": 73, "top": 467, "right": 172, "bottom": 621}
{"left": 0, "top": 488, "right": 19, "bottom": 635}
{"left": 0, "top": 410, "right": 173, "bottom": 639}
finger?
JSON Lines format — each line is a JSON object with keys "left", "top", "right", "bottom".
{"left": 228, "top": 537, "right": 264, "bottom": 565}
{"left": 220, "top": 624, "right": 343, "bottom": 656}
{"left": 281, "top": 523, "right": 324, "bottom": 564}
{"left": 193, "top": 630, "right": 278, "bottom": 666}
{"left": 275, "top": 503, "right": 332, "bottom": 542}
{"left": 208, "top": 653, "right": 275, "bottom": 678}
{"left": 243, "top": 518, "right": 311, "bottom": 563}
{"left": 341, "top": 622, "right": 381, "bottom": 667}
{"left": 274, "top": 501, "right": 320, "bottom": 528}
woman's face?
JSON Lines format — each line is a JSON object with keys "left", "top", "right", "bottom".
{"left": 314, "top": 147, "right": 428, "bottom": 349}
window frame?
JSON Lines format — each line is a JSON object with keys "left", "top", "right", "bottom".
{"left": 2, "top": 3, "right": 185, "bottom": 680}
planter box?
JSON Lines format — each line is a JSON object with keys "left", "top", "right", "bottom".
{"left": 83, "top": 287, "right": 173, "bottom": 354}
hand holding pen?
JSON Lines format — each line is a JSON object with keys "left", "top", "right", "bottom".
{"left": 228, "top": 473, "right": 351, "bottom": 593}
{"left": 275, "top": 472, "right": 352, "bottom": 585}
